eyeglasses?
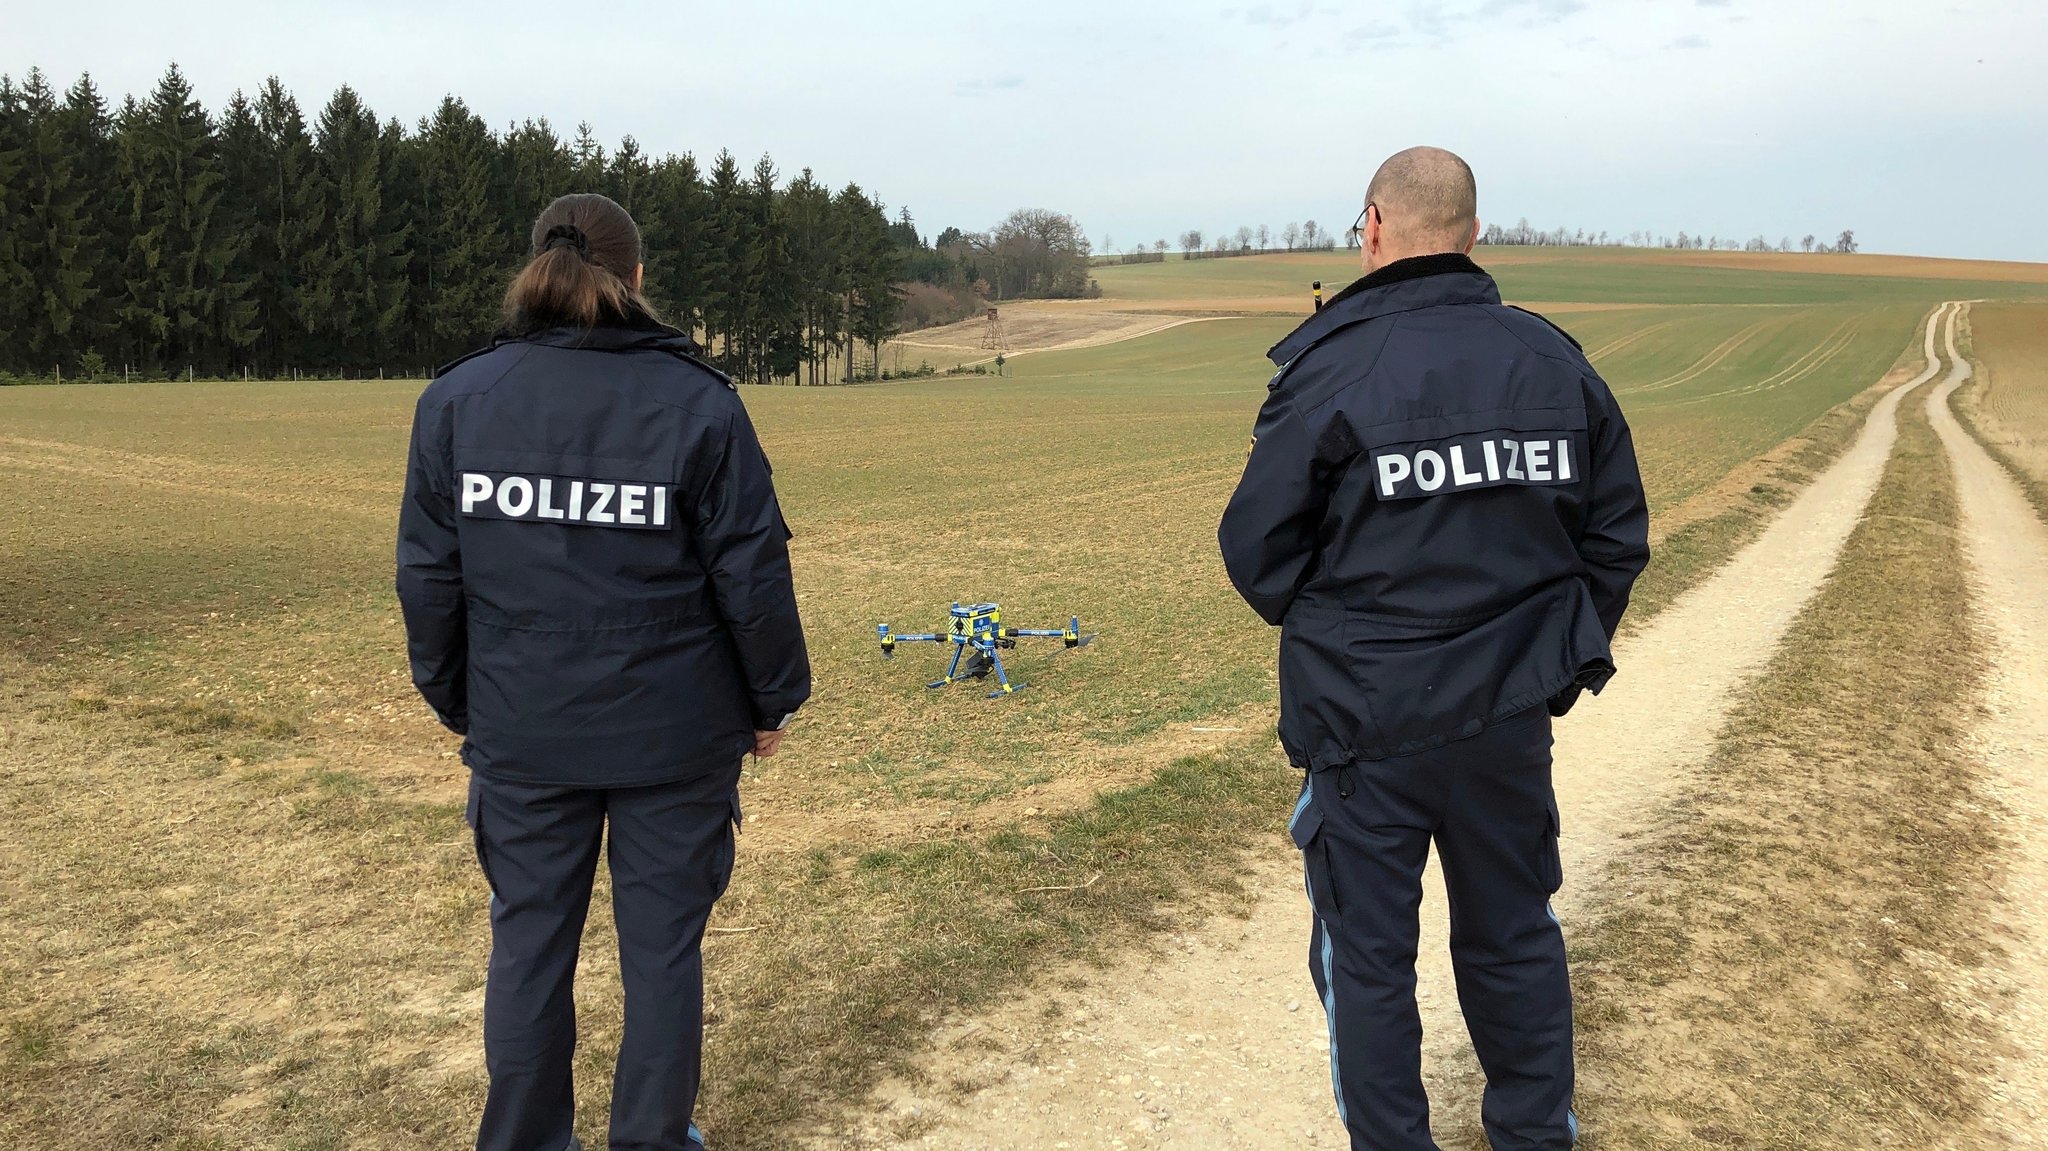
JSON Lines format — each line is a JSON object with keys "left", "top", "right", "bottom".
{"left": 1347, "top": 202, "right": 1376, "bottom": 245}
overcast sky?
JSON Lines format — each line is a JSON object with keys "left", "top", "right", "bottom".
{"left": 11, "top": 1, "right": 2046, "bottom": 262}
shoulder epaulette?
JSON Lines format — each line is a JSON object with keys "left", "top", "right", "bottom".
{"left": 1506, "top": 305, "right": 1583, "bottom": 352}
{"left": 433, "top": 339, "right": 505, "bottom": 378}
{"left": 661, "top": 344, "right": 739, "bottom": 392}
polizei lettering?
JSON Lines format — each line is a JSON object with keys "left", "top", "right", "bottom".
{"left": 1371, "top": 432, "right": 1581, "bottom": 500}
{"left": 459, "top": 471, "right": 673, "bottom": 530}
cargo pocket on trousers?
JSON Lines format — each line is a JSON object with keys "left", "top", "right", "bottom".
{"left": 1539, "top": 794, "right": 1563, "bottom": 896}
{"left": 464, "top": 775, "right": 503, "bottom": 904}
{"left": 1290, "top": 776, "right": 1341, "bottom": 925}
{"left": 713, "top": 792, "right": 741, "bottom": 901}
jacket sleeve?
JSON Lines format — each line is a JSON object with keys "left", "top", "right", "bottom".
{"left": 1219, "top": 391, "right": 1328, "bottom": 626}
{"left": 395, "top": 393, "right": 469, "bottom": 733}
{"left": 1578, "top": 376, "right": 1652, "bottom": 638}
{"left": 691, "top": 404, "right": 813, "bottom": 729}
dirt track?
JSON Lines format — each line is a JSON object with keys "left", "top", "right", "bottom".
{"left": 826, "top": 304, "right": 1959, "bottom": 1149}
{"left": 1924, "top": 305, "right": 2048, "bottom": 1145}
{"left": 886, "top": 308, "right": 1231, "bottom": 367}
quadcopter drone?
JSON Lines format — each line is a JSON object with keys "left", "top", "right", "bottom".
{"left": 877, "top": 602, "right": 1096, "bottom": 698}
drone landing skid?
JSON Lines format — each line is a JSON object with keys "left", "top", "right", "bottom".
{"left": 925, "top": 645, "right": 1027, "bottom": 697}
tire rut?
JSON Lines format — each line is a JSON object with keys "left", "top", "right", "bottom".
{"left": 1923, "top": 302, "right": 2048, "bottom": 1146}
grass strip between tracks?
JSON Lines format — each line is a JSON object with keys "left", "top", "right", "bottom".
{"left": 1950, "top": 304, "right": 2048, "bottom": 524}
{"left": 1568, "top": 369, "right": 2010, "bottom": 1148}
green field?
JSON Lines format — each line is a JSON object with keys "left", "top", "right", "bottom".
{"left": 5, "top": 246, "right": 2046, "bottom": 1147}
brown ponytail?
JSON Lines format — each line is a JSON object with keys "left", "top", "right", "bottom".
{"left": 501, "top": 193, "right": 664, "bottom": 334}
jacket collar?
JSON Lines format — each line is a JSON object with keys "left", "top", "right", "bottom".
{"left": 437, "top": 321, "right": 708, "bottom": 379}
{"left": 1267, "top": 252, "right": 1499, "bottom": 366}
{"left": 506, "top": 320, "right": 702, "bottom": 355}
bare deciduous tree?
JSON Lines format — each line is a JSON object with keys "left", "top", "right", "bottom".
{"left": 969, "top": 208, "right": 1097, "bottom": 299}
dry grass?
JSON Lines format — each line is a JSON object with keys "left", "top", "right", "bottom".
{"left": 0, "top": 354, "right": 1304, "bottom": 1148}
{"left": 1951, "top": 302, "right": 2048, "bottom": 518}
{"left": 1569, "top": 375, "right": 2012, "bottom": 1148}
{"left": 0, "top": 648, "right": 1297, "bottom": 1148}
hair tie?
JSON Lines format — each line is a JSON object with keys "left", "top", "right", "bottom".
{"left": 542, "top": 223, "right": 589, "bottom": 256}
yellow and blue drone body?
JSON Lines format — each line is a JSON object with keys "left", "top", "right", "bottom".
{"left": 877, "top": 602, "right": 1095, "bottom": 697}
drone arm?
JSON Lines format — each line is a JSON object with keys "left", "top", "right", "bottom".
{"left": 1004, "top": 617, "right": 1095, "bottom": 648}
{"left": 877, "top": 623, "right": 946, "bottom": 658}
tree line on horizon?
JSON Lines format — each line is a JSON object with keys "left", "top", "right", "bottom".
{"left": 1099, "top": 219, "right": 1862, "bottom": 264}
{"left": 1099, "top": 222, "right": 1340, "bottom": 264}
{"left": 0, "top": 64, "right": 1088, "bottom": 384}
{"left": 1480, "top": 219, "right": 1859, "bottom": 254}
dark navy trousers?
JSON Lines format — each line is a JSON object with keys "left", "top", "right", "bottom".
{"left": 464, "top": 766, "right": 741, "bottom": 1151}
{"left": 1290, "top": 707, "right": 1577, "bottom": 1151}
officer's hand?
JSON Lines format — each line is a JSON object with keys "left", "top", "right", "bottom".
{"left": 753, "top": 728, "right": 787, "bottom": 758}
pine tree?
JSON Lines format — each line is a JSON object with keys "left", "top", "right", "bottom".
{"left": 371, "top": 115, "right": 416, "bottom": 368}
{"left": 640, "top": 151, "right": 705, "bottom": 335}
{"left": 0, "top": 76, "right": 35, "bottom": 372}
{"left": 310, "top": 86, "right": 405, "bottom": 371}
{"left": 780, "top": 168, "right": 843, "bottom": 385}
{"left": 208, "top": 92, "right": 264, "bottom": 371}
{"left": 838, "top": 184, "right": 901, "bottom": 372}
{"left": 607, "top": 135, "right": 652, "bottom": 215}
{"left": 14, "top": 69, "right": 104, "bottom": 371}
{"left": 57, "top": 74, "right": 120, "bottom": 372}
{"left": 748, "top": 155, "right": 800, "bottom": 384}
{"left": 415, "top": 96, "right": 502, "bottom": 362}
{"left": 114, "top": 64, "right": 226, "bottom": 375}
{"left": 569, "top": 121, "right": 605, "bottom": 192}
{"left": 700, "top": 149, "right": 746, "bottom": 363}
{"left": 499, "top": 117, "right": 571, "bottom": 266}
{"left": 251, "top": 77, "right": 326, "bottom": 374}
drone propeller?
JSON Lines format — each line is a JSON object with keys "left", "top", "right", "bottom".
{"left": 1059, "top": 616, "right": 1097, "bottom": 652}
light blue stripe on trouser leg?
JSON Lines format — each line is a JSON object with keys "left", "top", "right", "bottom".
{"left": 1298, "top": 775, "right": 1348, "bottom": 1128}
{"left": 1314, "top": 903, "right": 1347, "bottom": 1126}
{"left": 1548, "top": 901, "right": 1577, "bottom": 1146}
{"left": 1289, "top": 783, "right": 1312, "bottom": 835}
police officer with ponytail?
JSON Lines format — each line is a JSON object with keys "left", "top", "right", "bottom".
{"left": 398, "top": 193, "right": 809, "bottom": 1151}
{"left": 1220, "top": 148, "right": 1649, "bottom": 1150}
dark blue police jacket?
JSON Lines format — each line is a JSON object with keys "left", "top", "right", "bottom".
{"left": 1219, "top": 253, "right": 1650, "bottom": 770}
{"left": 396, "top": 322, "right": 812, "bottom": 788}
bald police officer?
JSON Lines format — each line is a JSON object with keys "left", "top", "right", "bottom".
{"left": 1219, "top": 148, "right": 1650, "bottom": 1150}
{"left": 399, "top": 193, "right": 809, "bottom": 1151}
